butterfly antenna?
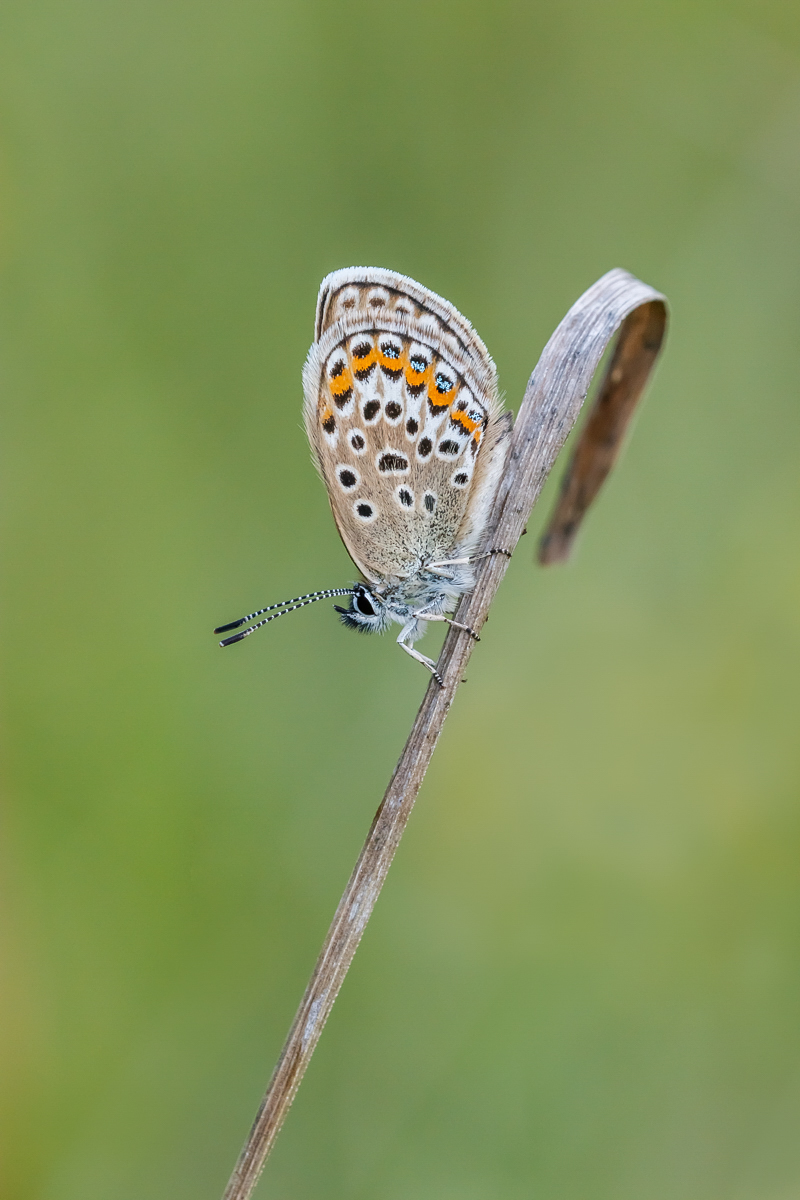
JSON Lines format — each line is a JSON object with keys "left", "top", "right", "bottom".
{"left": 215, "top": 588, "right": 353, "bottom": 646}
{"left": 213, "top": 588, "right": 353, "bottom": 634}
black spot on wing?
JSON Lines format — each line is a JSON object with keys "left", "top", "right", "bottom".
{"left": 378, "top": 452, "right": 409, "bottom": 473}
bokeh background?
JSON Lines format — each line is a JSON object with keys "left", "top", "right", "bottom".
{"left": 2, "top": 1, "right": 800, "bottom": 1197}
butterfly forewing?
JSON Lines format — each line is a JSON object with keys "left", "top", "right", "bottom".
{"left": 303, "top": 269, "right": 506, "bottom": 583}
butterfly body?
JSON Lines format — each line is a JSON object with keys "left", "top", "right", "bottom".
{"left": 216, "top": 268, "right": 510, "bottom": 682}
{"left": 303, "top": 268, "right": 510, "bottom": 677}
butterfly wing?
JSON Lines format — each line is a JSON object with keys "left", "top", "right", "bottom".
{"left": 303, "top": 268, "right": 508, "bottom": 583}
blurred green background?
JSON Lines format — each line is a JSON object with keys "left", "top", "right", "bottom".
{"left": 2, "top": 1, "right": 800, "bottom": 1197}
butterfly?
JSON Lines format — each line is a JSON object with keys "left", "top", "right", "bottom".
{"left": 215, "top": 267, "right": 511, "bottom": 683}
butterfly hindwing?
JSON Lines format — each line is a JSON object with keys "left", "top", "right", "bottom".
{"left": 303, "top": 269, "right": 507, "bottom": 582}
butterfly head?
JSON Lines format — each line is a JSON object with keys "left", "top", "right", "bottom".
{"left": 333, "top": 582, "right": 391, "bottom": 634}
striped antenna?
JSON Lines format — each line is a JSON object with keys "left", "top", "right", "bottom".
{"left": 214, "top": 588, "right": 353, "bottom": 647}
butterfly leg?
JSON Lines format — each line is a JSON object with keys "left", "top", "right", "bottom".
{"left": 470, "top": 547, "right": 513, "bottom": 560}
{"left": 427, "top": 556, "right": 473, "bottom": 569}
{"left": 413, "top": 611, "right": 480, "bottom": 642}
{"left": 428, "top": 550, "right": 513, "bottom": 572}
{"left": 396, "top": 625, "right": 444, "bottom": 686}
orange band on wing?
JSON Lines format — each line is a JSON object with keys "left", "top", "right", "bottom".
{"left": 405, "top": 361, "right": 432, "bottom": 390}
{"left": 376, "top": 345, "right": 407, "bottom": 373}
{"left": 451, "top": 408, "right": 480, "bottom": 435}
{"left": 351, "top": 346, "right": 377, "bottom": 376}
{"left": 329, "top": 367, "right": 353, "bottom": 397}
{"left": 319, "top": 401, "right": 336, "bottom": 434}
{"left": 427, "top": 378, "right": 457, "bottom": 408}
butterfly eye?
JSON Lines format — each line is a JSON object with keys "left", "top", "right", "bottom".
{"left": 435, "top": 372, "right": 454, "bottom": 394}
{"left": 380, "top": 341, "right": 400, "bottom": 359}
{"left": 409, "top": 356, "right": 428, "bottom": 373}
{"left": 354, "top": 588, "right": 377, "bottom": 617}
